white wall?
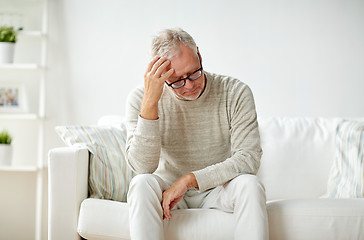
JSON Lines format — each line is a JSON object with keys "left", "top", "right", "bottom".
{"left": 47, "top": 0, "right": 364, "bottom": 128}
{"left": 48, "top": 0, "right": 364, "bottom": 131}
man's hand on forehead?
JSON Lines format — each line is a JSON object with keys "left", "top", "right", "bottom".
{"left": 140, "top": 56, "right": 174, "bottom": 120}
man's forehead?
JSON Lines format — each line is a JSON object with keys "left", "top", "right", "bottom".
{"left": 169, "top": 57, "right": 199, "bottom": 79}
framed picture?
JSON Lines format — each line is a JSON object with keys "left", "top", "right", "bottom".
{"left": 0, "top": 83, "right": 28, "bottom": 113}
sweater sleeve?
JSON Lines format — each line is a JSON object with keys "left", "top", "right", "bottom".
{"left": 124, "top": 87, "right": 161, "bottom": 174}
{"left": 192, "top": 83, "right": 262, "bottom": 192}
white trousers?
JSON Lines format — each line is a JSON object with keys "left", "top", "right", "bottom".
{"left": 127, "top": 174, "right": 269, "bottom": 240}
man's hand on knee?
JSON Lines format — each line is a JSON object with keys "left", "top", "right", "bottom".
{"left": 162, "top": 173, "right": 198, "bottom": 220}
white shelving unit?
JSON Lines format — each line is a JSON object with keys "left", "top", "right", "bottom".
{"left": 0, "top": 63, "right": 40, "bottom": 69}
{"left": 0, "top": 0, "right": 47, "bottom": 239}
{"left": 0, "top": 165, "right": 38, "bottom": 172}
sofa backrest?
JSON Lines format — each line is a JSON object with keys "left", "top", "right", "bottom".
{"left": 99, "top": 116, "right": 341, "bottom": 201}
{"left": 257, "top": 117, "right": 341, "bottom": 201}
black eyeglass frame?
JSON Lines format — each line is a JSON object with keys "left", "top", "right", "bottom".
{"left": 164, "top": 54, "right": 203, "bottom": 89}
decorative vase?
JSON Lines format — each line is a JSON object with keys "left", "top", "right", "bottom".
{"left": 0, "top": 42, "right": 15, "bottom": 64}
{"left": 0, "top": 144, "right": 13, "bottom": 166}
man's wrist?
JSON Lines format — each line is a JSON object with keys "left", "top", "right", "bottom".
{"left": 185, "top": 173, "right": 199, "bottom": 189}
{"left": 140, "top": 101, "right": 159, "bottom": 120}
{"left": 140, "top": 112, "right": 158, "bottom": 120}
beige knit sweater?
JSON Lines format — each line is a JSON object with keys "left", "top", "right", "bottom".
{"left": 125, "top": 72, "right": 262, "bottom": 192}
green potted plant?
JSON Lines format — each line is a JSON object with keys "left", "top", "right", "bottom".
{"left": 0, "top": 129, "right": 13, "bottom": 166}
{"left": 0, "top": 26, "right": 18, "bottom": 64}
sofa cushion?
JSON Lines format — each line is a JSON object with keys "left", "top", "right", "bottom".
{"left": 78, "top": 198, "right": 234, "bottom": 240}
{"left": 257, "top": 118, "right": 340, "bottom": 200}
{"left": 55, "top": 124, "right": 134, "bottom": 202}
{"left": 325, "top": 120, "right": 364, "bottom": 198}
{"left": 267, "top": 199, "right": 364, "bottom": 240}
{"left": 78, "top": 198, "right": 364, "bottom": 240}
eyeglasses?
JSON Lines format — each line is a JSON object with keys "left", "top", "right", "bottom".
{"left": 165, "top": 54, "right": 203, "bottom": 89}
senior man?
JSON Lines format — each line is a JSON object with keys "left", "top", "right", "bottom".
{"left": 125, "top": 28, "right": 268, "bottom": 240}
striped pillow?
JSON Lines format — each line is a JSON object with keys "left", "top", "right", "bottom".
{"left": 326, "top": 120, "right": 364, "bottom": 198}
{"left": 55, "top": 123, "right": 134, "bottom": 202}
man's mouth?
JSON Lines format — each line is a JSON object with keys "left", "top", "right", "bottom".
{"left": 184, "top": 88, "right": 198, "bottom": 95}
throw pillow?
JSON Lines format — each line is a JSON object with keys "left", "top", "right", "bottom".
{"left": 55, "top": 123, "right": 134, "bottom": 202}
{"left": 325, "top": 119, "right": 364, "bottom": 198}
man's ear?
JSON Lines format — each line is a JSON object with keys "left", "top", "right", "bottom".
{"left": 197, "top": 47, "right": 202, "bottom": 62}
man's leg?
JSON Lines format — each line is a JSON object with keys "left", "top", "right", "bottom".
{"left": 127, "top": 174, "right": 168, "bottom": 240}
{"left": 202, "top": 174, "right": 269, "bottom": 240}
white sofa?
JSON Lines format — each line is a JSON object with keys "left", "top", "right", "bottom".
{"left": 48, "top": 117, "right": 364, "bottom": 240}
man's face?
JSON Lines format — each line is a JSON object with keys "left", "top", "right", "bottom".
{"left": 165, "top": 44, "right": 206, "bottom": 101}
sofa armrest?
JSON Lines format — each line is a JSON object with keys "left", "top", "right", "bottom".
{"left": 48, "top": 146, "right": 89, "bottom": 240}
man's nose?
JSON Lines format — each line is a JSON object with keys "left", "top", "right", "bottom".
{"left": 184, "top": 79, "right": 194, "bottom": 89}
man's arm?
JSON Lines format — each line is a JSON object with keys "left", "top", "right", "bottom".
{"left": 161, "top": 82, "right": 261, "bottom": 220}
{"left": 192, "top": 83, "right": 262, "bottom": 192}
{"left": 159, "top": 81, "right": 261, "bottom": 220}
{"left": 140, "top": 56, "right": 173, "bottom": 120}
{"left": 125, "top": 57, "right": 174, "bottom": 174}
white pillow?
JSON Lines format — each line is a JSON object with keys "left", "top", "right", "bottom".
{"left": 258, "top": 118, "right": 338, "bottom": 200}
{"left": 325, "top": 120, "right": 364, "bottom": 198}
{"left": 55, "top": 123, "right": 134, "bottom": 202}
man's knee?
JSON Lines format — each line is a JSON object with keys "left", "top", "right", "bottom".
{"left": 128, "top": 174, "right": 164, "bottom": 199}
{"left": 130, "top": 173, "right": 158, "bottom": 186}
{"left": 231, "top": 174, "right": 265, "bottom": 197}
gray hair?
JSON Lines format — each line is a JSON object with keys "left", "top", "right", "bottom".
{"left": 150, "top": 28, "right": 198, "bottom": 59}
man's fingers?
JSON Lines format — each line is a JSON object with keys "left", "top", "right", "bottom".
{"left": 162, "top": 198, "right": 171, "bottom": 220}
{"left": 145, "top": 56, "right": 173, "bottom": 89}
{"left": 161, "top": 68, "right": 174, "bottom": 80}
{"left": 162, "top": 195, "right": 172, "bottom": 220}
{"left": 162, "top": 193, "right": 184, "bottom": 220}
{"left": 169, "top": 195, "right": 183, "bottom": 210}
{"left": 150, "top": 57, "right": 167, "bottom": 75}
{"left": 164, "top": 209, "right": 171, "bottom": 220}
{"left": 146, "top": 56, "right": 159, "bottom": 73}
{"left": 165, "top": 205, "right": 171, "bottom": 220}
{"left": 155, "top": 60, "right": 171, "bottom": 78}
